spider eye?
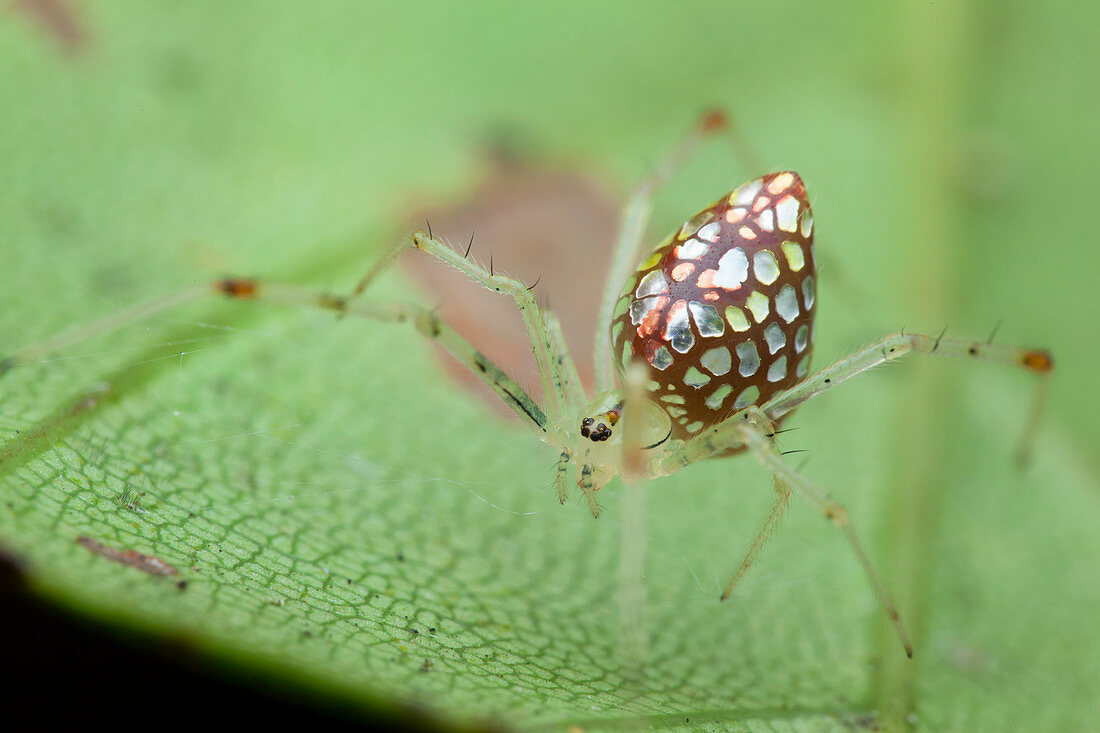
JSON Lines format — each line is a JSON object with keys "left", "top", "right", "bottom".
{"left": 589, "top": 423, "right": 612, "bottom": 442}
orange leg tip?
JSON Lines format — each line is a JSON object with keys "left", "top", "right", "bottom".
{"left": 1022, "top": 349, "right": 1054, "bottom": 373}
{"left": 699, "top": 108, "right": 729, "bottom": 133}
{"left": 215, "top": 277, "right": 259, "bottom": 298}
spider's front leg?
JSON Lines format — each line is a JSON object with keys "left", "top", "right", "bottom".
{"left": 345, "top": 229, "right": 584, "bottom": 424}
{"left": 0, "top": 275, "right": 559, "bottom": 443}
{"left": 735, "top": 408, "right": 914, "bottom": 658}
{"left": 762, "top": 330, "right": 1054, "bottom": 464}
{"left": 406, "top": 231, "right": 574, "bottom": 423}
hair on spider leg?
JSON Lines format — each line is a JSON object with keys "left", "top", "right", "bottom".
{"left": 932, "top": 325, "right": 949, "bottom": 352}
{"left": 425, "top": 219, "right": 433, "bottom": 239}
{"left": 464, "top": 230, "right": 476, "bottom": 259}
{"left": 525, "top": 274, "right": 542, "bottom": 292}
{"left": 987, "top": 320, "right": 1003, "bottom": 345}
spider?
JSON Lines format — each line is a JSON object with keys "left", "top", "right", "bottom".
{"left": 1, "top": 111, "right": 1053, "bottom": 659}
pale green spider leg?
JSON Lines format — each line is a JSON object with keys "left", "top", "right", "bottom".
{"left": 593, "top": 110, "right": 731, "bottom": 393}
{"left": 652, "top": 406, "right": 914, "bottom": 658}
{"left": 242, "top": 280, "right": 563, "bottom": 437}
{"left": 719, "top": 479, "right": 791, "bottom": 601}
{"left": 618, "top": 361, "right": 651, "bottom": 666}
{"left": 619, "top": 361, "right": 650, "bottom": 480}
{"left": 651, "top": 328, "right": 1054, "bottom": 659}
{"left": 0, "top": 278, "right": 556, "bottom": 442}
{"left": 405, "top": 231, "right": 573, "bottom": 425}
{"left": 346, "top": 227, "right": 412, "bottom": 303}
{"left": 547, "top": 313, "right": 585, "bottom": 504}
{"left": 350, "top": 231, "right": 588, "bottom": 414}
{"left": 735, "top": 410, "right": 916, "bottom": 659}
{"left": 0, "top": 284, "right": 209, "bottom": 377}
{"left": 398, "top": 232, "right": 634, "bottom": 516}
{"left": 343, "top": 228, "right": 578, "bottom": 424}
{"left": 346, "top": 232, "right": 586, "bottom": 418}
{"left": 760, "top": 331, "right": 1054, "bottom": 464}
{"left": 542, "top": 310, "right": 586, "bottom": 416}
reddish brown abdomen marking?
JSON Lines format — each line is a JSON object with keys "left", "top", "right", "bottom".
{"left": 610, "top": 172, "right": 817, "bottom": 439}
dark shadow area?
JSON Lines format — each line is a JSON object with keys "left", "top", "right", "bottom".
{"left": 0, "top": 549, "right": 450, "bottom": 732}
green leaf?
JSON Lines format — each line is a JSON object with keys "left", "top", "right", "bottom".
{"left": 1, "top": 2, "right": 1097, "bottom": 730}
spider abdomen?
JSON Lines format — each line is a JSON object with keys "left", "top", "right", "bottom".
{"left": 610, "top": 171, "right": 817, "bottom": 439}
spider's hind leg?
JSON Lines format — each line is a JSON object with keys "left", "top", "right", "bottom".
{"left": 346, "top": 233, "right": 410, "bottom": 304}
{"left": 735, "top": 407, "right": 914, "bottom": 658}
{"left": 594, "top": 110, "right": 733, "bottom": 392}
{"left": 720, "top": 477, "right": 792, "bottom": 602}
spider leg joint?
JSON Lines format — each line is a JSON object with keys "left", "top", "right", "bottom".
{"left": 413, "top": 311, "right": 443, "bottom": 339}
{"left": 1022, "top": 349, "right": 1054, "bottom": 373}
{"left": 215, "top": 277, "right": 260, "bottom": 299}
{"left": 698, "top": 108, "right": 729, "bottom": 132}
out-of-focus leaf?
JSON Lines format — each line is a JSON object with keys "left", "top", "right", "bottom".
{"left": 1, "top": 2, "right": 1097, "bottom": 730}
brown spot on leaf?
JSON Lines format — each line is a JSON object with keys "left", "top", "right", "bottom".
{"left": 403, "top": 146, "right": 621, "bottom": 417}
{"left": 11, "top": 0, "right": 88, "bottom": 56}
{"left": 77, "top": 536, "right": 179, "bottom": 576}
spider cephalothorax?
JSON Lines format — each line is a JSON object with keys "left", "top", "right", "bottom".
{"left": 580, "top": 407, "right": 618, "bottom": 442}
{"left": 575, "top": 390, "right": 672, "bottom": 448}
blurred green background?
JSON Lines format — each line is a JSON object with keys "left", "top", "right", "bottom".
{"left": 1, "top": 1, "right": 1097, "bottom": 730}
